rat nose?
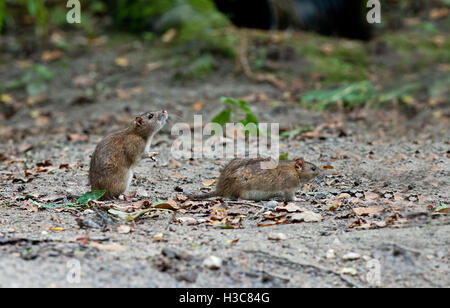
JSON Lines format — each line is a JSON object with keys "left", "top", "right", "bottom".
{"left": 162, "top": 110, "right": 168, "bottom": 115}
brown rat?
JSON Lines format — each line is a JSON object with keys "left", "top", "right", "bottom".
{"left": 189, "top": 157, "right": 319, "bottom": 202}
{"left": 89, "top": 110, "right": 168, "bottom": 199}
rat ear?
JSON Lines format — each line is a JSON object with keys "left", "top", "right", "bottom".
{"left": 295, "top": 158, "right": 304, "bottom": 170}
{"left": 135, "top": 116, "right": 144, "bottom": 127}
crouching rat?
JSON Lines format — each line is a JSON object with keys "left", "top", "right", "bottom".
{"left": 189, "top": 157, "right": 319, "bottom": 201}
{"left": 89, "top": 110, "right": 168, "bottom": 199}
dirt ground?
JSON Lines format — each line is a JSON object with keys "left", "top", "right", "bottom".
{"left": 0, "top": 35, "right": 449, "bottom": 288}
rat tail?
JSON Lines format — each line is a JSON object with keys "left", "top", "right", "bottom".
{"left": 187, "top": 191, "right": 217, "bottom": 200}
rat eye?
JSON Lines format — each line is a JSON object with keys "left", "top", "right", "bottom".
{"left": 148, "top": 113, "right": 154, "bottom": 119}
{"left": 311, "top": 166, "right": 316, "bottom": 171}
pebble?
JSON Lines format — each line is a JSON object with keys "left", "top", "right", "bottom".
{"left": 343, "top": 252, "right": 361, "bottom": 260}
{"left": 136, "top": 187, "right": 150, "bottom": 198}
{"left": 326, "top": 249, "right": 336, "bottom": 259}
{"left": 340, "top": 267, "right": 358, "bottom": 276}
{"left": 203, "top": 256, "right": 222, "bottom": 270}
{"left": 268, "top": 232, "right": 287, "bottom": 241}
{"left": 265, "top": 201, "right": 278, "bottom": 209}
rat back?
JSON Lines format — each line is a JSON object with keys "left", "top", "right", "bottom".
{"left": 216, "top": 158, "right": 302, "bottom": 201}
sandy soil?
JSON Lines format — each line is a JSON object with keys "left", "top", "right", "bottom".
{"left": 0, "top": 40, "right": 449, "bottom": 288}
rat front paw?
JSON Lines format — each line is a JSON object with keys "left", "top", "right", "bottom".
{"left": 147, "top": 152, "right": 159, "bottom": 162}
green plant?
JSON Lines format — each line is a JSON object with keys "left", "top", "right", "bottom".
{"left": 0, "top": 0, "right": 5, "bottom": 34}
{"left": 212, "top": 97, "right": 259, "bottom": 126}
{"left": 32, "top": 190, "right": 105, "bottom": 210}
{"left": 110, "top": 0, "right": 235, "bottom": 58}
{"left": 301, "top": 81, "right": 375, "bottom": 111}
{"left": 2, "top": 64, "right": 53, "bottom": 96}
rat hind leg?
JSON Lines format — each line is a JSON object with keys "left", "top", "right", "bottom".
{"left": 94, "top": 169, "right": 129, "bottom": 200}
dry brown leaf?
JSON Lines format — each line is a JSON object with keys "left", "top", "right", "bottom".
{"left": 364, "top": 192, "right": 379, "bottom": 200}
{"left": 202, "top": 179, "right": 217, "bottom": 187}
{"left": 291, "top": 211, "right": 323, "bottom": 223}
{"left": 116, "top": 87, "right": 142, "bottom": 100}
{"left": 169, "top": 159, "right": 182, "bottom": 169}
{"left": 275, "top": 203, "right": 305, "bottom": 213}
{"left": 90, "top": 242, "right": 126, "bottom": 251}
{"left": 115, "top": 57, "right": 129, "bottom": 67}
{"left": 352, "top": 207, "right": 383, "bottom": 216}
{"left": 67, "top": 133, "right": 89, "bottom": 142}
{"left": 429, "top": 7, "right": 449, "bottom": 19}
{"left": 41, "top": 50, "right": 63, "bottom": 62}
{"left": 155, "top": 198, "right": 179, "bottom": 210}
{"left": 172, "top": 172, "right": 185, "bottom": 179}
{"left": 192, "top": 101, "right": 205, "bottom": 111}
{"left": 145, "top": 61, "right": 163, "bottom": 73}
{"left": 72, "top": 74, "right": 95, "bottom": 87}
{"left": 162, "top": 28, "right": 177, "bottom": 43}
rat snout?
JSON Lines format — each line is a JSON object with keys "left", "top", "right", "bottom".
{"left": 159, "top": 110, "right": 168, "bottom": 125}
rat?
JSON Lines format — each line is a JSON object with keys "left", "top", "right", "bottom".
{"left": 189, "top": 157, "right": 319, "bottom": 202}
{"left": 89, "top": 110, "right": 168, "bottom": 200}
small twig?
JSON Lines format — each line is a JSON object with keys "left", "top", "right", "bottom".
{"left": 237, "top": 33, "right": 287, "bottom": 89}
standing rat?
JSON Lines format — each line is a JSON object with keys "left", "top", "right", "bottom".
{"left": 189, "top": 157, "right": 319, "bottom": 201}
{"left": 89, "top": 110, "right": 168, "bottom": 199}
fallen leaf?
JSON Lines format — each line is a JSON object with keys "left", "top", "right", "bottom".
{"left": 72, "top": 74, "right": 95, "bottom": 87}
{"left": 434, "top": 203, "right": 449, "bottom": 213}
{"left": 67, "top": 133, "right": 89, "bottom": 142}
{"left": 90, "top": 242, "right": 126, "bottom": 251}
{"left": 145, "top": 61, "right": 163, "bottom": 73}
{"left": 364, "top": 192, "right": 379, "bottom": 200}
{"left": 162, "top": 28, "right": 177, "bottom": 43}
{"left": 202, "top": 179, "right": 217, "bottom": 187}
{"left": 50, "top": 228, "right": 64, "bottom": 232}
{"left": 115, "top": 57, "right": 129, "bottom": 67}
{"left": 169, "top": 159, "right": 181, "bottom": 169}
{"left": 41, "top": 50, "right": 63, "bottom": 62}
{"left": 291, "top": 211, "right": 323, "bottom": 223}
{"left": 429, "top": 7, "right": 449, "bottom": 19}
{"left": 154, "top": 198, "right": 179, "bottom": 210}
{"left": 275, "top": 203, "right": 305, "bottom": 213}
{"left": 352, "top": 207, "right": 383, "bottom": 216}
{"left": 177, "top": 217, "right": 198, "bottom": 225}
{"left": 116, "top": 87, "right": 142, "bottom": 100}
{"left": 192, "top": 101, "right": 205, "bottom": 111}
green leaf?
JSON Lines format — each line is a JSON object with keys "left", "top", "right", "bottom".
{"left": 434, "top": 203, "right": 449, "bottom": 213}
{"left": 27, "top": 0, "right": 38, "bottom": 16}
{"left": 26, "top": 80, "right": 47, "bottom": 96}
{"left": 301, "top": 81, "right": 375, "bottom": 111}
{"left": 323, "top": 204, "right": 339, "bottom": 211}
{"left": 279, "top": 153, "right": 289, "bottom": 161}
{"left": 108, "top": 209, "right": 135, "bottom": 221}
{"left": 76, "top": 190, "right": 105, "bottom": 205}
{"left": 280, "top": 127, "right": 313, "bottom": 139}
{"left": 151, "top": 199, "right": 166, "bottom": 207}
{"left": 0, "top": 0, "right": 5, "bottom": 34}
{"left": 211, "top": 108, "right": 231, "bottom": 126}
{"left": 108, "top": 208, "right": 163, "bottom": 221}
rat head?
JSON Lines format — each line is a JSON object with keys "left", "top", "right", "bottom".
{"left": 132, "top": 110, "right": 168, "bottom": 138}
{"left": 294, "top": 158, "right": 320, "bottom": 181}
